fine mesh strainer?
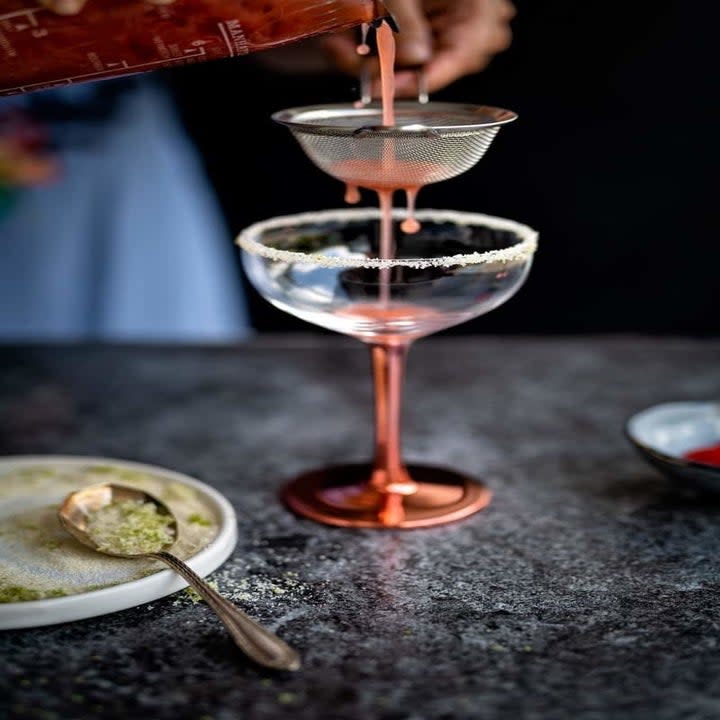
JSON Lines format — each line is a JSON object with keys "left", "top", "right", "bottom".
{"left": 272, "top": 102, "right": 517, "bottom": 190}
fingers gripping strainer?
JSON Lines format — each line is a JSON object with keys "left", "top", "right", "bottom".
{"left": 272, "top": 102, "right": 517, "bottom": 190}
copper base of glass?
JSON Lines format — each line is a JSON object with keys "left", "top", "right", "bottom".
{"left": 281, "top": 463, "right": 492, "bottom": 529}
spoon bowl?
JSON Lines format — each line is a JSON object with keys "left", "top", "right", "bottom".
{"left": 58, "top": 482, "right": 301, "bottom": 671}
{"left": 58, "top": 483, "right": 177, "bottom": 557}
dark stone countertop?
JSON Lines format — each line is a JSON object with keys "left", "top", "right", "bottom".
{"left": 1, "top": 336, "right": 720, "bottom": 720}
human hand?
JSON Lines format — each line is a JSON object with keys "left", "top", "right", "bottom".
{"left": 320, "top": 0, "right": 515, "bottom": 97}
{"left": 37, "top": 0, "right": 174, "bottom": 15}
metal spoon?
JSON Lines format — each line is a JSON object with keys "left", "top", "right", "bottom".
{"left": 58, "top": 482, "right": 301, "bottom": 672}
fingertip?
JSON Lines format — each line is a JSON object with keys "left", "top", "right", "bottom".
{"left": 369, "top": 70, "right": 419, "bottom": 100}
{"left": 491, "top": 26, "right": 513, "bottom": 53}
{"left": 501, "top": 1, "right": 517, "bottom": 21}
{"left": 385, "top": 0, "right": 432, "bottom": 67}
{"left": 423, "top": 55, "right": 489, "bottom": 94}
{"left": 395, "top": 40, "right": 432, "bottom": 68}
{"left": 38, "top": 0, "right": 85, "bottom": 15}
{"left": 423, "top": 60, "right": 462, "bottom": 95}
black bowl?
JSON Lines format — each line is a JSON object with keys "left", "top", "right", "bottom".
{"left": 625, "top": 402, "right": 720, "bottom": 493}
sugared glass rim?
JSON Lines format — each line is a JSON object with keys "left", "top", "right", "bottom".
{"left": 237, "top": 208, "right": 538, "bottom": 270}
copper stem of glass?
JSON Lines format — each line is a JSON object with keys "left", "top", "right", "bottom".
{"left": 369, "top": 343, "right": 418, "bottom": 525}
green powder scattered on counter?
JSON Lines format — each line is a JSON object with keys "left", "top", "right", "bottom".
{"left": 277, "top": 692, "right": 297, "bottom": 705}
{"left": 184, "top": 579, "right": 219, "bottom": 603}
{"left": 86, "top": 500, "right": 175, "bottom": 555}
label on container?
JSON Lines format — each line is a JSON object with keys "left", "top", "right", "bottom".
{"left": 0, "top": 0, "right": 249, "bottom": 95}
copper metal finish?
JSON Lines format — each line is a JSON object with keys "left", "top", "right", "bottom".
{"left": 282, "top": 464, "right": 492, "bottom": 529}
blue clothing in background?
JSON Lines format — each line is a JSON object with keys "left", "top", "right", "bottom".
{"left": 0, "top": 79, "right": 251, "bottom": 342}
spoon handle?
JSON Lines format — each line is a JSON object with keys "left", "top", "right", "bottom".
{"left": 150, "top": 551, "right": 301, "bottom": 671}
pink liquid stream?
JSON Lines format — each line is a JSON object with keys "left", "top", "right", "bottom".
{"left": 352, "top": 21, "right": 429, "bottom": 519}
{"left": 346, "top": 20, "right": 421, "bottom": 238}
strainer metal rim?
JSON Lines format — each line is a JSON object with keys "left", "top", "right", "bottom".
{"left": 272, "top": 102, "right": 518, "bottom": 136}
{"left": 237, "top": 208, "right": 538, "bottom": 270}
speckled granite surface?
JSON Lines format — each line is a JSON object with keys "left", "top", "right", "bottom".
{"left": 1, "top": 336, "right": 720, "bottom": 720}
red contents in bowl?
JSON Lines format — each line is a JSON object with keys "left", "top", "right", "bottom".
{"left": 683, "top": 443, "right": 720, "bottom": 467}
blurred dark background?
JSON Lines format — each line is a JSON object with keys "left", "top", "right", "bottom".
{"left": 167, "top": 0, "right": 714, "bottom": 335}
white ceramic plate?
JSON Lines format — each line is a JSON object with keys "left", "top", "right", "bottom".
{"left": 0, "top": 456, "right": 237, "bottom": 630}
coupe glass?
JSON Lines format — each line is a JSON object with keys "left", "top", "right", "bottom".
{"left": 238, "top": 208, "right": 538, "bottom": 528}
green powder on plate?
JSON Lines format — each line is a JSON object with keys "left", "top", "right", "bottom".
{"left": 0, "top": 586, "right": 67, "bottom": 602}
{"left": 86, "top": 500, "right": 175, "bottom": 555}
{"left": 187, "top": 513, "right": 212, "bottom": 527}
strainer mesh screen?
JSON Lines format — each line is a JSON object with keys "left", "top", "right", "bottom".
{"left": 276, "top": 103, "right": 514, "bottom": 189}
{"left": 291, "top": 127, "right": 500, "bottom": 188}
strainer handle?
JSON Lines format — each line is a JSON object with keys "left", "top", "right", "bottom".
{"left": 358, "top": 63, "right": 429, "bottom": 106}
